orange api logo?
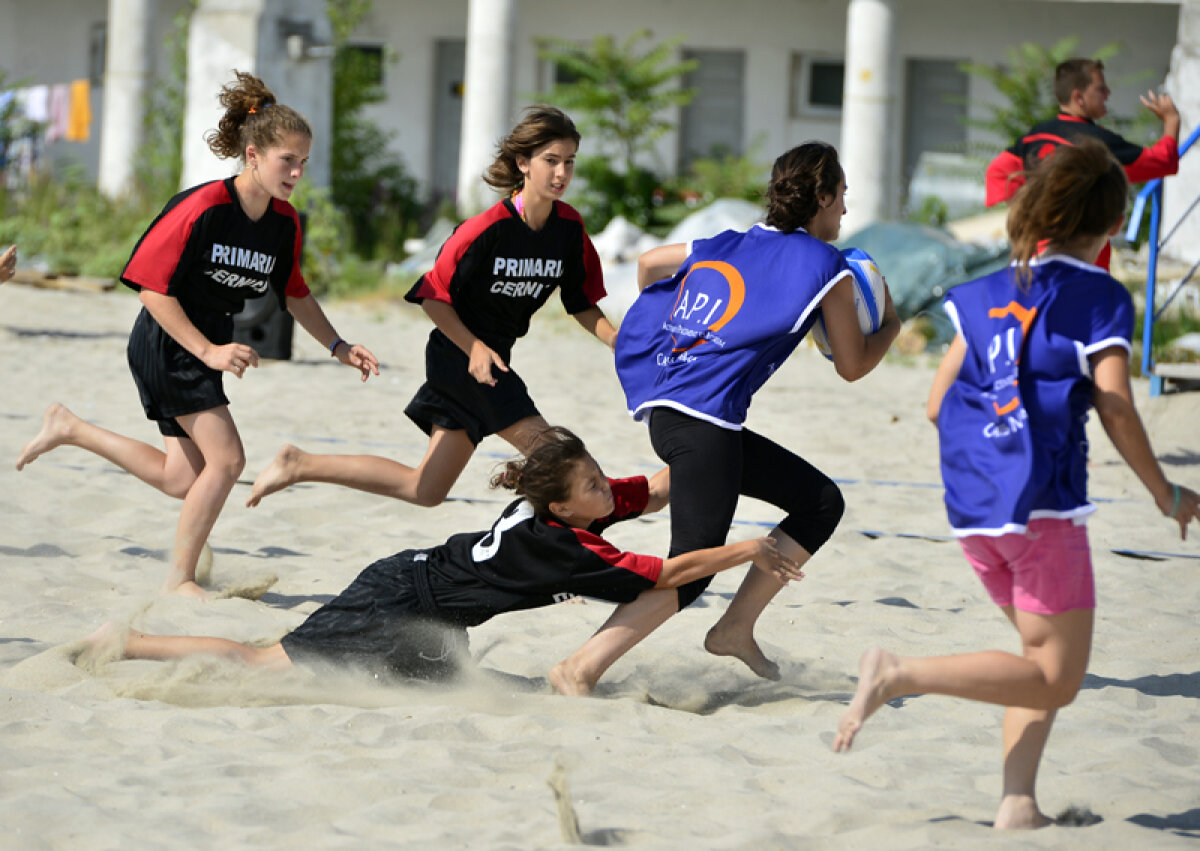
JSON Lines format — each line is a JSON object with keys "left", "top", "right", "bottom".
{"left": 667, "top": 261, "right": 746, "bottom": 353}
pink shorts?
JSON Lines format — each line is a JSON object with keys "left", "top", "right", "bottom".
{"left": 960, "top": 518, "right": 1095, "bottom": 615}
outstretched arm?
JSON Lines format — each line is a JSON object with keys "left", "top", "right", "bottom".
{"left": 643, "top": 467, "right": 670, "bottom": 514}
{"left": 0, "top": 245, "right": 16, "bottom": 283}
{"left": 1091, "top": 347, "right": 1200, "bottom": 538}
{"left": 656, "top": 536, "right": 802, "bottom": 589}
{"left": 637, "top": 243, "right": 687, "bottom": 291}
{"left": 287, "top": 293, "right": 380, "bottom": 381}
{"left": 573, "top": 305, "right": 618, "bottom": 350}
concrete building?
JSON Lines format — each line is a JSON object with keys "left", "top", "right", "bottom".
{"left": 0, "top": 0, "right": 1195, "bottom": 258}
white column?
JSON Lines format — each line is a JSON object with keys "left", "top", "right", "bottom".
{"left": 182, "top": 0, "right": 332, "bottom": 191}
{"left": 456, "top": 0, "right": 517, "bottom": 216}
{"left": 840, "top": 0, "right": 898, "bottom": 235}
{"left": 1164, "top": 0, "right": 1200, "bottom": 264}
{"left": 98, "top": 0, "right": 153, "bottom": 197}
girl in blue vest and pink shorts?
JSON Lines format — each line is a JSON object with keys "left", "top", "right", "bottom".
{"left": 832, "top": 139, "right": 1200, "bottom": 830}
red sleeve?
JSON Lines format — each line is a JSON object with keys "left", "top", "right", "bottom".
{"left": 276, "top": 200, "right": 310, "bottom": 299}
{"left": 556, "top": 202, "right": 606, "bottom": 307}
{"left": 122, "top": 186, "right": 226, "bottom": 294}
{"left": 580, "top": 229, "right": 606, "bottom": 305}
{"left": 1124, "top": 134, "right": 1179, "bottom": 184}
{"left": 608, "top": 476, "right": 649, "bottom": 519}
{"left": 985, "top": 150, "right": 1024, "bottom": 207}
{"left": 570, "top": 527, "right": 663, "bottom": 583}
{"left": 408, "top": 204, "right": 509, "bottom": 305}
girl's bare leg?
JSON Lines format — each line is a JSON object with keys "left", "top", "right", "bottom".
{"left": 247, "top": 426, "right": 476, "bottom": 507}
{"left": 17, "top": 403, "right": 204, "bottom": 497}
{"left": 997, "top": 706, "right": 1056, "bottom": 829}
{"left": 705, "top": 529, "right": 811, "bottom": 679}
{"left": 122, "top": 630, "right": 292, "bottom": 669}
{"left": 550, "top": 588, "right": 678, "bottom": 696}
{"left": 833, "top": 607, "right": 1093, "bottom": 831}
{"left": 496, "top": 415, "right": 552, "bottom": 455}
{"left": 167, "top": 407, "right": 245, "bottom": 598}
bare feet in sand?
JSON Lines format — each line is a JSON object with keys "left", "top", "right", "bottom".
{"left": 165, "top": 579, "right": 209, "bottom": 601}
{"left": 16, "top": 403, "right": 77, "bottom": 470}
{"left": 246, "top": 444, "right": 303, "bottom": 507}
{"left": 833, "top": 646, "right": 901, "bottom": 752}
{"left": 704, "top": 625, "right": 780, "bottom": 681}
{"left": 994, "top": 794, "right": 1053, "bottom": 830}
{"left": 549, "top": 660, "right": 595, "bottom": 697}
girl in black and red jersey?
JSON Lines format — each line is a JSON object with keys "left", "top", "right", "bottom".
{"left": 16, "top": 72, "right": 379, "bottom": 599}
{"left": 86, "top": 427, "right": 801, "bottom": 681}
{"left": 246, "top": 106, "right": 616, "bottom": 510}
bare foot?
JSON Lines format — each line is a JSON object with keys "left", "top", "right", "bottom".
{"left": 994, "top": 794, "right": 1052, "bottom": 830}
{"left": 75, "top": 621, "right": 130, "bottom": 669}
{"left": 704, "top": 625, "right": 780, "bottom": 680}
{"left": 165, "top": 580, "right": 209, "bottom": 601}
{"left": 246, "top": 444, "right": 304, "bottom": 507}
{"left": 16, "top": 403, "right": 77, "bottom": 470}
{"left": 833, "top": 646, "right": 901, "bottom": 752}
{"left": 549, "top": 660, "right": 595, "bottom": 697}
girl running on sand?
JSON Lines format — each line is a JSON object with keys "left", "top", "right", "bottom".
{"left": 91, "top": 427, "right": 801, "bottom": 680}
{"left": 246, "top": 105, "right": 616, "bottom": 510}
{"left": 16, "top": 71, "right": 379, "bottom": 598}
{"left": 550, "top": 141, "right": 900, "bottom": 695}
{"left": 832, "top": 139, "right": 1200, "bottom": 830}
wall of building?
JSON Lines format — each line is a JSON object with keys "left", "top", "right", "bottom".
{"left": 0, "top": 0, "right": 192, "bottom": 182}
{"left": 353, "top": 0, "right": 1180, "bottom": 204}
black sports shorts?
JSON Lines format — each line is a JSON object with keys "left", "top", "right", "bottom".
{"left": 126, "top": 305, "right": 233, "bottom": 437}
{"left": 280, "top": 550, "right": 467, "bottom": 681}
{"left": 404, "top": 331, "right": 540, "bottom": 446}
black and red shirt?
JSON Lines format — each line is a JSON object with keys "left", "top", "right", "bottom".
{"left": 405, "top": 198, "right": 605, "bottom": 360}
{"left": 986, "top": 113, "right": 1179, "bottom": 207}
{"left": 417, "top": 476, "right": 661, "bottom": 627}
{"left": 121, "top": 178, "right": 310, "bottom": 314}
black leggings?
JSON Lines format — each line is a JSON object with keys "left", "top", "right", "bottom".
{"left": 648, "top": 407, "right": 844, "bottom": 609}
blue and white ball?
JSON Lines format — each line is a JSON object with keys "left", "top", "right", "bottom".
{"left": 811, "top": 247, "right": 887, "bottom": 360}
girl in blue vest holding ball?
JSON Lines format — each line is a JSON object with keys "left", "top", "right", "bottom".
{"left": 832, "top": 139, "right": 1200, "bottom": 829}
{"left": 550, "top": 142, "right": 900, "bottom": 696}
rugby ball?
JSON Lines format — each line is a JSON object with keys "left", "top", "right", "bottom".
{"left": 811, "top": 247, "right": 887, "bottom": 360}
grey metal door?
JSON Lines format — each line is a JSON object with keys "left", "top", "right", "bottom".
{"left": 678, "top": 49, "right": 745, "bottom": 170}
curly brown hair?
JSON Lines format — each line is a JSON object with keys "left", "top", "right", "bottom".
{"left": 204, "top": 70, "right": 312, "bottom": 161}
{"left": 764, "top": 142, "right": 844, "bottom": 234}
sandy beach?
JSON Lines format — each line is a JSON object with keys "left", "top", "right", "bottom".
{"left": 1, "top": 281, "right": 1198, "bottom": 849}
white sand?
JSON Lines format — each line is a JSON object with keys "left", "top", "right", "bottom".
{"left": 1, "top": 282, "right": 1198, "bottom": 848}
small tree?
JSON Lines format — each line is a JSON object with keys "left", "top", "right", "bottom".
{"left": 537, "top": 30, "right": 697, "bottom": 229}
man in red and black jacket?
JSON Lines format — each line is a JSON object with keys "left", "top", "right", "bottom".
{"left": 985, "top": 58, "right": 1181, "bottom": 268}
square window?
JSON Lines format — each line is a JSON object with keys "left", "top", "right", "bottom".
{"left": 791, "top": 53, "right": 844, "bottom": 117}
{"left": 809, "top": 61, "right": 844, "bottom": 108}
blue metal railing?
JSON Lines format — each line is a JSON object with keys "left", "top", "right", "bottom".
{"left": 1124, "top": 122, "right": 1200, "bottom": 396}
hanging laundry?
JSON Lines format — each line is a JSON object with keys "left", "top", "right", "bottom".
{"left": 47, "top": 83, "right": 70, "bottom": 142}
{"left": 66, "top": 79, "right": 91, "bottom": 142}
{"left": 21, "top": 85, "right": 49, "bottom": 123}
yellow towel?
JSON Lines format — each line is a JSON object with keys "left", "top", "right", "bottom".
{"left": 66, "top": 78, "right": 91, "bottom": 142}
